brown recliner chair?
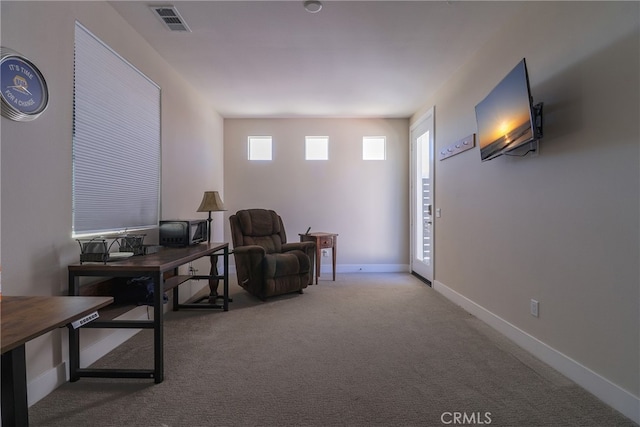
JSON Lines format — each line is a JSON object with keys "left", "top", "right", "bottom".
{"left": 229, "top": 209, "right": 315, "bottom": 300}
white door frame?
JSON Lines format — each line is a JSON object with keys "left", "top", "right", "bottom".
{"left": 410, "top": 107, "right": 435, "bottom": 283}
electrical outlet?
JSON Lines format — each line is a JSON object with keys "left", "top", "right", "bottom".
{"left": 530, "top": 299, "right": 539, "bottom": 317}
{"left": 322, "top": 249, "right": 329, "bottom": 257}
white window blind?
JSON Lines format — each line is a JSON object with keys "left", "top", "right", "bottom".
{"left": 73, "top": 22, "right": 160, "bottom": 237}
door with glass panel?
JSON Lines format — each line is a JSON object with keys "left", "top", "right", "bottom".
{"left": 410, "top": 108, "right": 434, "bottom": 283}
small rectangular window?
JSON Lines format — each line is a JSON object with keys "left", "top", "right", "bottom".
{"left": 305, "top": 136, "right": 329, "bottom": 160}
{"left": 363, "top": 136, "right": 386, "bottom": 160}
{"left": 248, "top": 136, "right": 272, "bottom": 160}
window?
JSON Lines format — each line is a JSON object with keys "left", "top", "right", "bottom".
{"left": 248, "top": 136, "right": 272, "bottom": 160}
{"left": 305, "top": 136, "right": 329, "bottom": 160}
{"left": 363, "top": 136, "right": 386, "bottom": 160}
{"left": 72, "top": 22, "right": 160, "bottom": 237}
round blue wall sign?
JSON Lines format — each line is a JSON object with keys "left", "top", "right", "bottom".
{"left": 1, "top": 47, "right": 49, "bottom": 121}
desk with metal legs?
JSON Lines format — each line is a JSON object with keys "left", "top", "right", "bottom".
{"left": 67, "top": 242, "right": 229, "bottom": 384}
{"left": 1, "top": 295, "right": 113, "bottom": 427}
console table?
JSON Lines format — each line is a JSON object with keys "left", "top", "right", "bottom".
{"left": 299, "top": 232, "right": 338, "bottom": 284}
{"left": 67, "top": 242, "right": 229, "bottom": 384}
{"left": 1, "top": 295, "right": 113, "bottom": 427}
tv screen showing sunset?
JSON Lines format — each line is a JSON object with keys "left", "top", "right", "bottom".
{"left": 475, "top": 60, "right": 533, "bottom": 161}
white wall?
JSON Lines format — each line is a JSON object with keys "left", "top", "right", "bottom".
{"left": 412, "top": 1, "right": 639, "bottom": 420}
{"left": 1, "top": 0, "right": 223, "bottom": 403}
{"left": 2, "top": 0, "right": 638, "bottom": 421}
{"left": 224, "top": 118, "right": 409, "bottom": 272}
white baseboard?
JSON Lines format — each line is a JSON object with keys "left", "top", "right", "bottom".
{"left": 27, "top": 361, "right": 68, "bottom": 407}
{"left": 433, "top": 280, "right": 640, "bottom": 424}
{"left": 77, "top": 328, "right": 143, "bottom": 370}
{"left": 227, "top": 264, "right": 410, "bottom": 275}
{"left": 332, "top": 264, "right": 409, "bottom": 273}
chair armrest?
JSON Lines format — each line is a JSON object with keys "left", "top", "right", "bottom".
{"left": 283, "top": 242, "right": 316, "bottom": 279}
{"left": 282, "top": 241, "right": 315, "bottom": 253}
{"left": 233, "top": 245, "right": 266, "bottom": 257}
{"left": 232, "top": 245, "right": 266, "bottom": 274}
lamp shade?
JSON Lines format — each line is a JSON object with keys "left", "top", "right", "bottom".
{"left": 197, "top": 191, "right": 226, "bottom": 212}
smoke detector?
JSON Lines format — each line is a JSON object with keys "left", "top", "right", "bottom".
{"left": 304, "top": 0, "right": 323, "bottom": 13}
{"left": 150, "top": 6, "right": 191, "bottom": 32}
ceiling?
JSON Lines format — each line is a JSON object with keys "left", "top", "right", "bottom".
{"left": 109, "top": 1, "right": 525, "bottom": 118}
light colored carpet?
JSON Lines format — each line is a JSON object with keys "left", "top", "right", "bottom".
{"left": 29, "top": 273, "right": 635, "bottom": 426}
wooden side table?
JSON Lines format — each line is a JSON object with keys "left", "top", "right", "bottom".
{"left": 299, "top": 232, "right": 338, "bottom": 284}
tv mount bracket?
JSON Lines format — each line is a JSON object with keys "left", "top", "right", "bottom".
{"left": 532, "top": 102, "right": 544, "bottom": 139}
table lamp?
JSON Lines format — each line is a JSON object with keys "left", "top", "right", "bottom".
{"left": 196, "top": 191, "right": 226, "bottom": 242}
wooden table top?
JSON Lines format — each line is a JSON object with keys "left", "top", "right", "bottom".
{"left": 1, "top": 295, "right": 113, "bottom": 354}
{"left": 299, "top": 232, "right": 338, "bottom": 237}
{"left": 68, "top": 242, "right": 228, "bottom": 273}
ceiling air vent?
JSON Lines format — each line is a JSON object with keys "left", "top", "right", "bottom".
{"left": 151, "top": 6, "right": 191, "bottom": 32}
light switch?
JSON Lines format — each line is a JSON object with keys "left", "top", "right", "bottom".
{"left": 436, "top": 208, "right": 441, "bottom": 218}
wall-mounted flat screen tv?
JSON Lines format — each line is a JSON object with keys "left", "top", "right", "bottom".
{"left": 475, "top": 58, "right": 542, "bottom": 162}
